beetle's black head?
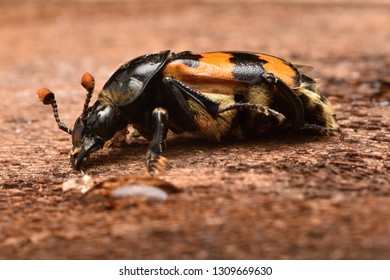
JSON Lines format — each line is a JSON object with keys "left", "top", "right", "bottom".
{"left": 37, "top": 73, "right": 125, "bottom": 170}
{"left": 70, "top": 101, "right": 121, "bottom": 170}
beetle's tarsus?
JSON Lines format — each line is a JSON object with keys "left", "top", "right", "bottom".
{"left": 218, "top": 103, "right": 286, "bottom": 124}
{"left": 145, "top": 155, "right": 170, "bottom": 177}
{"left": 301, "top": 123, "right": 343, "bottom": 136}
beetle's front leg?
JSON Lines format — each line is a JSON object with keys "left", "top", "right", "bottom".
{"left": 145, "top": 107, "right": 170, "bottom": 176}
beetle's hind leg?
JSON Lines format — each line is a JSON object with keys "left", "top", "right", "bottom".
{"left": 218, "top": 72, "right": 289, "bottom": 126}
{"left": 217, "top": 74, "right": 289, "bottom": 137}
{"left": 145, "top": 107, "right": 170, "bottom": 176}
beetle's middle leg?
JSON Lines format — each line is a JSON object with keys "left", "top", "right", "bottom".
{"left": 145, "top": 107, "right": 170, "bottom": 176}
{"left": 218, "top": 72, "right": 303, "bottom": 136}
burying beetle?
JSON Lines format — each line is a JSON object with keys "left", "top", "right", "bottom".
{"left": 37, "top": 50, "right": 340, "bottom": 175}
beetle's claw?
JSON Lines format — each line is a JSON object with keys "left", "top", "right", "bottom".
{"left": 268, "top": 109, "right": 286, "bottom": 124}
{"left": 145, "top": 155, "right": 170, "bottom": 177}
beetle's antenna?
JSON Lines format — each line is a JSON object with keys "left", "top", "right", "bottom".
{"left": 80, "top": 72, "right": 95, "bottom": 124}
{"left": 36, "top": 88, "right": 72, "bottom": 134}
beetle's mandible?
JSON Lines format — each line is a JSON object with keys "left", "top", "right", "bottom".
{"left": 37, "top": 50, "right": 341, "bottom": 175}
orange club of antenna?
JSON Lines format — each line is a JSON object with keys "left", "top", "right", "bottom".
{"left": 80, "top": 72, "right": 96, "bottom": 121}
{"left": 37, "top": 88, "right": 55, "bottom": 105}
{"left": 81, "top": 72, "right": 95, "bottom": 92}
